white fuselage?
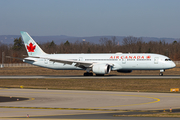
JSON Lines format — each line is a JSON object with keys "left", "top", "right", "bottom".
{"left": 24, "top": 53, "right": 176, "bottom": 71}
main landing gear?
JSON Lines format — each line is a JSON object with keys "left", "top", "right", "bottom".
{"left": 84, "top": 68, "right": 93, "bottom": 76}
{"left": 159, "top": 69, "right": 165, "bottom": 76}
{"left": 96, "top": 74, "right": 104, "bottom": 76}
{"left": 84, "top": 72, "right": 93, "bottom": 76}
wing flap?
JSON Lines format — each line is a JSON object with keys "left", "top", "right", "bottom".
{"left": 24, "top": 56, "right": 113, "bottom": 68}
{"left": 48, "top": 58, "right": 93, "bottom": 68}
{"left": 49, "top": 59, "right": 74, "bottom": 65}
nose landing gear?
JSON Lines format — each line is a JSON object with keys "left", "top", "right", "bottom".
{"left": 159, "top": 72, "right": 163, "bottom": 76}
{"left": 159, "top": 69, "right": 165, "bottom": 76}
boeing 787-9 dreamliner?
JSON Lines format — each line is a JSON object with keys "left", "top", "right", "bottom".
{"left": 19, "top": 31, "right": 176, "bottom": 76}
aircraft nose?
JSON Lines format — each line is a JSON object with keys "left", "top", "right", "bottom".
{"left": 172, "top": 62, "right": 176, "bottom": 68}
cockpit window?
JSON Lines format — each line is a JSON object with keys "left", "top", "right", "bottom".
{"left": 165, "top": 59, "right": 172, "bottom": 61}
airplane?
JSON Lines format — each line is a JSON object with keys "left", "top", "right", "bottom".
{"left": 19, "top": 31, "right": 175, "bottom": 76}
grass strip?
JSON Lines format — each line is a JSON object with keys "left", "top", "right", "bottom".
{"left": 0, "top": 78, "right": 180, "bottom": 92}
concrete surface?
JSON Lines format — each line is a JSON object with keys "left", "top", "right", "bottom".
{"left": 0, "top": 88, "right": 180, "bottom": 119}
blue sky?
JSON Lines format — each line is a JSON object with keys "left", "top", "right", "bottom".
{"left": 0, "top": 0, "right": 180, "bottom": 38}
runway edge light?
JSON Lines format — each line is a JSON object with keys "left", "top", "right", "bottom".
{"left": 170, "top": 88, "right": 179, "bottom": 92}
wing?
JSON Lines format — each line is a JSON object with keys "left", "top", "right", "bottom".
{"left": 24, "top": 56, "right": 114, "bottom": 68}
{"left": 48, "top": 58, "right": 93, "bottom": 68}
{"left": 24, "top": 56, "right": 94, "bottom": 68}
{"left": 48, "top": 58, "right": 114, "bottom": 68}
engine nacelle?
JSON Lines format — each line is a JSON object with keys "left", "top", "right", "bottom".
{"left": 117, "top": 70, "right": 132, "bottom": 73}
{"left": 92, "top": 64, "right": 111, "bottom": 74}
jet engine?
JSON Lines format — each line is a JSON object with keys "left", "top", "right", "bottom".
{"left": 117, "top": 70, "right": 132, "bottom": 73}
{"left": 92, "top": 64, "right": 111, "bottom": 74}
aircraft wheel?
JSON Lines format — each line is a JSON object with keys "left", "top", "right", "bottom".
{"left": 89, "top": 73, "right": 93, "bottom": 76}
{"left": 84, "top": 72, "right": 93, "bottom": 76}
{"left": 84, "top": 72, "right": 88, "bottom": 76}
{"left": 159, "top": 72, "right": 163, "bottom": 76}
{"left": 96, "top": 74, "right": 104, "bottom": 76}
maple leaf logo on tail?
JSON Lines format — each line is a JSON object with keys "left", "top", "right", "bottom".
{"left": 27, "top": 43, "right": 36, "bottom": 52}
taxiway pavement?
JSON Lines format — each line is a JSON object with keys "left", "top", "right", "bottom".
{"left": 0, "top": 88, "right": 180, "bottom": 119}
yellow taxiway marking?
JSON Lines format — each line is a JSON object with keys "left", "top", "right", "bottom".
{"left": 0, "top": 106, "right": 119, "bottom": 111}
{"left": 0, "top": 117, "right": 112, "bottom": 120}
{"left": 0, "top": 110, "right": 123, "bottom": 119}
{"left": 0, "top": 89, "right": 161, "bottom": 110}
{"left": 0, "top": 95, "right": 160, "bottom": 111}
{"left": 90, "top": 94, "right": 160, "bottom": 109}
{"left": 0, "top": 109, "right": 51, "bottom": 114}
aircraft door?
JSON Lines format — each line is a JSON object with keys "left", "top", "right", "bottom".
{"left": 44, "top": 59, "right": 49, "bottom": 64}
{"left": 79, "top": 57, "right": 83, "bottom": 61}
{"left": 154, "top": 57, "right": 158, "bottom": 64}
{"left": 122, "top": 59, "right": 126, "bottom": 64}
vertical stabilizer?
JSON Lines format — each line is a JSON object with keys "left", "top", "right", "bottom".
{"left": 20, "top": 31, "right": 46, "bottom": 56}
